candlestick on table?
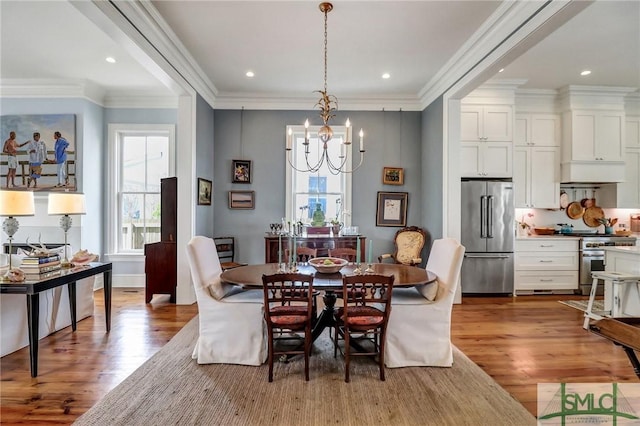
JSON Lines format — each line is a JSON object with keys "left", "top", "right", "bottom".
{"left": 368, "top": 240, "right": 373, "bottom": 264}
{"left": 356, "top": 238, "right": 361, "bottom": 264}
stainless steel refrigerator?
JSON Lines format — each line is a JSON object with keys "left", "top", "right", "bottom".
{"left": 460, "top": 180, "right": 514, "bottom": 294}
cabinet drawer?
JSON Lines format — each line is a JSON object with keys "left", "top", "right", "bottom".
{"left": 515, "top": 270, "right": 579, "bottom": 290}
{"left": 515, "top": 238, "right": 578, "bottom": 252}
{"left": 515, "top": 251, "right": 579, "bottom": 270}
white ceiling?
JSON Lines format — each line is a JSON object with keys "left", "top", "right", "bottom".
{"left": 1, "top": 1, "right": 638, "bottom": 106}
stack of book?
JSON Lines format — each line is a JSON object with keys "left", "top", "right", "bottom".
{"left": 21, "top": 254, "right": 62, "bottom": 280}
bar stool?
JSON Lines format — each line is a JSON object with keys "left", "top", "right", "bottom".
{"left": 584, "top": 271, "right": 640, "bottom": 329}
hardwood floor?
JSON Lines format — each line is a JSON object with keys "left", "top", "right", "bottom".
{"left": 1, "top": 288, "right": 636, "bottom": 424}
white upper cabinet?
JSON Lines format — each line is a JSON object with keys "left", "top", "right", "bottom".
{"left": 564, "top": 110, "right": 624, "bottom": 161}
{"left": 460, "top": 141, "right": 513, "bottom": 178}
{"left": 515, "top": 114, "right": 561, "bottom": 147}
{"left": 461, "top": 105, "right": 513, "bottom": 142}
{"left": 461, "top": 104, "right": 513, "bottom": 177}
{"left": 626, "top": 116, "right": 640, "bottom": 148}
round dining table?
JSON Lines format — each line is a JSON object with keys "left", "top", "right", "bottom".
{"left": 221, "top": 262, "right": 436, "bottom": 341}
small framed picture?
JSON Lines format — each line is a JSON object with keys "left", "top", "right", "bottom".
{"left": 229, "top": 190, "right": 255, "bottom": 209}
{"left": 232, "top": 159, "right": 252, "bottom": 183}
{"left": 376, "top": 191, "right": 408, "bottom": 227}
{"left": 197, "top": 178, "right": 212, "bottom": 205}
{"left": 383, "top": 167, "right": 404, "bottom": 185}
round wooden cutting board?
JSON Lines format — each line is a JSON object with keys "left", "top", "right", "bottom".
{"left": 583, "top": 206, "right": 604, "bottom": 227}
{"left": 566, "top": 201, "right": 584, "bottom": 219}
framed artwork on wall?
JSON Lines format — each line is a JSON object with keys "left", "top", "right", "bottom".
{"left": 376, "top": 191, "right": 408, "bottom": 227}
{"left": 197, "top": 178, "right": 212, "bottom": 205}
{"left": 229, "top": 190, "right": 255, "bottom": 209}
{"left": 232, "top": 159, "right": 252, "bottom": 183}
{"left": 382, "top": 167, "right": 404, "bottom": 185}
{"left": 0, "top": 114, "right": 77, "bottom": 191}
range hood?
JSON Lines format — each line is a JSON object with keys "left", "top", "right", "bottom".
{"left": 560, "top": 160, "right": 625, "bottom": 184}
{"left": 559, "top": 86, "right": 635, "bottom": 184}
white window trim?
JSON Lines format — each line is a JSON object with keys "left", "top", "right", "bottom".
{"left": 106, "top": 123, "right": 176, "bottom": 256}
{"left": 285, "top": 124, "right": 352, "bottom": 226}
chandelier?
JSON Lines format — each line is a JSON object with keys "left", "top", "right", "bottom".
{"left": 285, "top": 2, "right": 365, "bottom": 175}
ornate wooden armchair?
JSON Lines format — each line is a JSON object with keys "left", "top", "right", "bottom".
{"left": 378, "top": 226, "right": 427, "bottom": 267}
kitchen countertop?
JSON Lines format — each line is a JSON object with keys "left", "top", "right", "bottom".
{"left": 516, "top": 233, "right": 640, "bottom": 240}
{"left": 516, "top": 235, "right": 581, "bottom": 240}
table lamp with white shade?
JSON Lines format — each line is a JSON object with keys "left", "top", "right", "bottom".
{"left": 0, "top": 190, "right": 35, "bottom": 277}
{"left": 47, "top": 192, "right": 86, "bottom": 267}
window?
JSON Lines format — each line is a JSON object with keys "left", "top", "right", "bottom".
{"left": 285, "top": 124, "right": 352, "bottom": 226}
{"left": 107, "top": 124, "right": 175, "bottom": 255}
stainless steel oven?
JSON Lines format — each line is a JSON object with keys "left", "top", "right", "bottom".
{"left": 579, "top": 236, "right": 636, "bottom": 295}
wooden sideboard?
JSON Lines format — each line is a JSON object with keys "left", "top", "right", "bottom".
{"left": 264, "top": 235, "right": 366, "bottom": 263}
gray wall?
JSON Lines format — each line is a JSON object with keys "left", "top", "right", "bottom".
{"left": 213, "top": 109, "right": 424, "bottom": 265}
{"left": 421, "top": 95, "right": 444, "bottom": 254}
{"left": 195, "top": 94, "right": 214, "bottom": 236}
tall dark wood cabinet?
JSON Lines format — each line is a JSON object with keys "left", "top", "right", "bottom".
{"left": 145, "top": 177, "right": 177, "bottom": 303}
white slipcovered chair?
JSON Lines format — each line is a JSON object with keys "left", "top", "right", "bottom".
{"left": 384, "top": 238, "right": 465, "bottom": 368}
{"left": 186, "top": 236, "right": 267, "bottom": 365}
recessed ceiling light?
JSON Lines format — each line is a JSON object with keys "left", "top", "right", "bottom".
{"left": 580, "top": 70, "right": 591, "bottom": 76}
{"left": 498, "top": 68, "right": 504, "bottom": 73}
{"left": 105, "top": 57, "right": 116, "bottom": 63}
{"left": 382, "top": 73, "right": 390, "bottom": 79}
{"left": 246, "top": 71, "right": 255, "bottom": 78}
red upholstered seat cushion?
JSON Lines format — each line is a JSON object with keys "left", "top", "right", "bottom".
{"left": 336, "top": 306, "right": 384, "bottom": 328}
{"left": 268, "top": 305, "right": 309, "bottom": 328}
{"left": 270, "top": 305, "right": 308, "bottom": 315}
{"left": 271, "top": 315, "right": 308, "bottom": 327}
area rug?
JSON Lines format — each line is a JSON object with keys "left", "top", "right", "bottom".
{"left": 559, "top": 299, "right": 606, "bottom": 313}
{"left": 74, "top": 317, "right": 535, "bottom": 426}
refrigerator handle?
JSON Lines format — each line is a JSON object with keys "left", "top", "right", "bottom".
{"left": 487, "top": 195, "right": 494, "bottom": 238}
{"left": 480, "top": 196, "right": 487, "bottom": 238}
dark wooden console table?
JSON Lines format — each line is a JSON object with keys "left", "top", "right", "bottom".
{"left": 264, "top": 234, "right": 366, "bottom": 264}
{"left": 0, "top": 262, "right": 112, "bottom": 377}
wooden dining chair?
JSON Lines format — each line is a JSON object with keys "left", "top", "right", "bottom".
{"left": 213, "top": 236, "right": 247, "bottom": 270}
{"left": 262, "top": 272, "right": 315, "bottom": 382}
{"left": 333, "top": 273, "right": 394, "bottom": 382}
{"left": 285, "top": 246, "right": 317, "bottom": 264}
{"left": 328, "top": 247, "right": 357, "bottom": 262}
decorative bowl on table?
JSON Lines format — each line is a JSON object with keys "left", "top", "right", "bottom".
{"left": 308, "top": 257, "right": 348, "bottom": 274}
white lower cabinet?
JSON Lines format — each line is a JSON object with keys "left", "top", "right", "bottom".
{"left": 515, "top": 238, "right": 579, "bottom": 293}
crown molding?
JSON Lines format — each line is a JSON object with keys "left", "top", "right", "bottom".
{"left": 212, "top": 93, "right": 422, "bottom": 111}
{"left": 103, "top": 92, "right": 178, "bottom": 109}
{"left": 0, "top": 79, "right": 105, "bottom": 105}
{"left": 418, "top": 1, "right": 543, "bottom": 108}
{"left": 0, "top": 78, "right": 178, "bottom": 109}
{"left": 93, "top": 0, "right": 217, "bottom": 107}
{"left": 558, "top": 85, "right": 638, "bottom": 111}
{"left": 427, "top": 0, "right": 591, "bottom": 106}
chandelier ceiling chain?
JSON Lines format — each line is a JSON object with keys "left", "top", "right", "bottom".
{"left": 285, "top": 2, "right": 365, "bottom": 175}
